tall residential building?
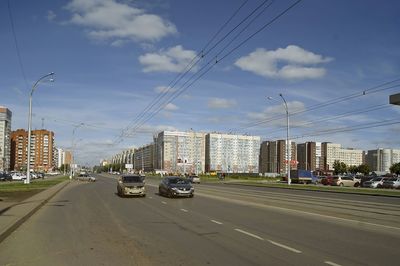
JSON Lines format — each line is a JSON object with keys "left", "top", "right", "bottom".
{"left": 134, "top": 144, "right": 154, "bottom": 172}
{"left": 321, "top": 142, "right": 364, "bottom": 171}
{"left": 205, "top": 133, "right": 260, "bottom": 173}
{"left": 297, "top": 142, "right": 323, "bottom": 171}
{"left": 0, "top": 106, "right": 12, "bottom": 171}
{"left": 11, "top": 129, "right": 55, "bottom": 172}
{"left": 365, "top": 148, "right": 400, "bottom": 173}
{"left": 57, "top": 148, "right": 65, "bottom": 168}
{"left": 154, "top": 131, "right": 206, "bottom": 174}
{"left": 259, "top": 140, "right": 297, "bottom": 174}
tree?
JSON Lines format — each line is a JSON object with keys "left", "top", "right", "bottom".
{"left": 390, "top": 162, "right": 400, "bottom": 175}
{"left": 333, "top": 160, "right": 347, "bottom": 175}
{"left": 348, "top": 165, "right": 358, "bottom": 174}
{"left": 357, "top": 164, "right": 370, "bottom": 175}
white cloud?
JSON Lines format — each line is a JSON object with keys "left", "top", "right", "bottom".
{"left": 164, "top": 103, "right": 178, "bottom": 111}
{"left": 139, "top": 45, "right": 197, "bottom": 73}
{"left": 208, "top": 98, "right": 237, "bottom": 109}
{"left": 154, "top": 86, "right": 176, "bottom": 94}
{"left": 65, "top": 0, "right": 177, "bottom": 43}
{"left": 47, "top": 10, "right": 56, "bottom": 21}
{"left": 235, "top": 45, "right": 333, "bottom": 80}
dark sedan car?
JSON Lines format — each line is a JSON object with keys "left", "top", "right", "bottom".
{"left": 159, "top": 176, "right": 194, "bottom": 198}
{"left": 0, "top": 172, "right": 12, "bottom": 181}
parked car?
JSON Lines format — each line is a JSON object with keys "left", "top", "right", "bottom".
{"left": 381, "top": 177, "right": 400, "bottom": 189}
{"left": 117, "top": 175, "right": 146, "bottom": 197}
{"left": 159, "top": 176, "right": 194, "bottom": 198}
{"left": 0, "top": 172, "right": 12, "bottom": 181}
{"left": 11, "top": 172, "right": 27, "bottom": 181}
{"left": 188, "top": 175, "right": 201, "bottom": 184}
{"left": 321, "top": 176, "right": 335, "bottom": 186}
{"left": 77, "top": 173, "right": 96, "bottom": 182}
{"left": 332, "top": 176, "right": 361, "bottom": 187}
{"left": 362, "top": 177, "right": 387, "bottom": 188}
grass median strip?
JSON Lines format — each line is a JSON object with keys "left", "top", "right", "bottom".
{"left": 0, "top": 176, "right": 69, "bottom": 193}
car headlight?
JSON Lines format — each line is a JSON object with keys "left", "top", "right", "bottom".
{"left": 171, "top": 187, "right": 178, "bottom": 191}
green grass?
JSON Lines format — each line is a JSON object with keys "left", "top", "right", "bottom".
{"left": 0, "top": 176, "right": 69, "bottom": 193}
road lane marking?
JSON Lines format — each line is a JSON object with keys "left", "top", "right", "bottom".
{"left": 149, "top": 196, "right": 153, "bottom": 199}
{"left": 180, "top": 208, "right": 188, "bottom": 212}
{"left": 267, "top": 240, "right": 302, "bottom": 254}
{"left": 325, "top": 261, "right": 342, "bottom": 266}
{"left": 161, "top": 201, "right": 167, "bottom": 204}
{"left": 211, "top": 220, "right": 223, "bottom": 225}
{"left": 234, "top": 229, "right": 264, "bottom": 241}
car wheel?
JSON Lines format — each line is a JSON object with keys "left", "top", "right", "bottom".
{"left": 158, "top": 188, "right": 163, "bottom": 196}
{"left": 189, "top": 194, "right": 194, "bottom": 198}
{"left": 354, "top": 182, "right": 360, "bottom": 187}
{"left": 168, "top": 190, "right": 173, "bottom": 198}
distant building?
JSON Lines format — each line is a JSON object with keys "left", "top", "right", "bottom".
{"left": 206, "top": 133, "right": 260, "bottom": 173}
{"left": 11, "top": 129, "right": 55, "bottom": 172}
{"left": 321, "top": 142, "right": 364, "bottom": 171}
{"left": 365, "top": 148, "right": 400, "bottom": 173}
{"left": 0, "top": 106, "right": 12, "bottom": 171}
{"left": 259, "top": 140, "right": 296, "bottom": 174}
{"left": 134, "top": 144, "right": 154, "bottom": 172}
{"left": 297, "top": 142, "right": 323, "bottom": 171}
{"left": 154, "top": 131, "right": 206, "bottom": 174}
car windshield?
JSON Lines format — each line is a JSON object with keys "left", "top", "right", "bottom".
{"left": 169, "top": 178, "right": 189, "bottom": 184}
{"left": 122, "top": 176, "right": 144, "bottom": 183}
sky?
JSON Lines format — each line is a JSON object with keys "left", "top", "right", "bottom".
{"left": 1, "top": 0, "right": 400, "bottom": 166}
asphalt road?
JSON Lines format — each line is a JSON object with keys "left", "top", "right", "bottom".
{"left": 0, "top": 174, "right": 399, "bottom": 266}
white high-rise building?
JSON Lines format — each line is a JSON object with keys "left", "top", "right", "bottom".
{"left": 366, "top": 148, "right": 400, "bottom": 173}
{"left": 321, "top": 142, "right": 364, "bottom": 171}
{"left": 0, "top": 107, "right": 12, "bottom": 171}
{"left": 57, "top": 148, "right": 65, "bottom": 168}
{"left": 206, "top": 133, "right": 260, "bottom": 173}
{"left": 154, "top": 131, "right": 206, "bottom": 174}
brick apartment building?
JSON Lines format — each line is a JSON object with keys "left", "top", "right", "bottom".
{"left": 11, "top": 129, "right": 55, "bottom": 172}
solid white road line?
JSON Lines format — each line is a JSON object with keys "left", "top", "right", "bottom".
{"left": 211, "top": 220, "right": 223, "bottom": 225}
{"left": 267, "top": 240, "right": 302, "bottom": 254}
{"left": 161, "top": 201, "right": 167, "bottom": 204}
{"left": 324, "top": 261, "right": 342, "bottom": 266}
{"left": 180, "top": 209, "right": 188, "bottom": 212}
{"left": 234, "top": 229, "right": 264, "bottom": 241}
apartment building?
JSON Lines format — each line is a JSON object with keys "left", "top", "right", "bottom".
{"left": 206, "top": 133, "right": 260, "bottom": 173}
{"left": 321, "top": 142, "right": 364, "bottom": 171}
{"left": 134, "top": 144, "right": 154, "bottom": 172}
{"left": 259, "top": 140, "right": 297, "bottom": 174}
{"left": 11, "top": 129, "right": 55, "bottom": 172}
{"left": 154, "top": 131, "right": 206, "bottom": 174}
{"left": 0, "top": 106, "right": 12, "bottom": 171}
{"left": 297, "top": 142, "right": 323, "bottom": 171}
{"left": 365, "top": 148, "right": 400, "bottom": 173}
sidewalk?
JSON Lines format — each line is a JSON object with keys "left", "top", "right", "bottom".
{"left": 0, "top": 180, "right": 70, "bottom": 243}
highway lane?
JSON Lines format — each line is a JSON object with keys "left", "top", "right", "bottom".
{"left": 0, "top": 174, "right": 399, "bottom": 265}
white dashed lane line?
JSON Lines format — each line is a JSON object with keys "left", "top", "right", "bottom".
{"left": 210, "top": 220, "right": 223, "bottom": 225}
{"left": 324, "top": 261, "right": 342, "bottom": 266}
{"left": 161, "top": 201, "right": 167, "bottom": 204}
{"left": 180, "top": 209, "right": 189, "bottom": 212}
{"left": 267, "top": 240, "right": 302, "bottom": 254}
{"left": 234, "top": 229, "right": 264, "bottom": 241}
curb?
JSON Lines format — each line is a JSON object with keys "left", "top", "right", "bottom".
{"left": 0, "top": 180, "right": 70, "bottom": 243}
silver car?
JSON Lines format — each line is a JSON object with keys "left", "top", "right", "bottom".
{"left": 117, "top": 175, "right": 146, "bottom": 197}
{"left": 362, "top": 177, "right": 386, "bottom": 188}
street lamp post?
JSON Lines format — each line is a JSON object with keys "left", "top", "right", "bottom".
{"left": 70, "top": 123, "right": 84, "bottom": 179}
{"left": 267, "top": 93, "right": 291, "bottom": 185}
{"left": 26, "top": 72, "right": 55, "bottom": 184}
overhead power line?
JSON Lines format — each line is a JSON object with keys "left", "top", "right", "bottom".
{"left": 232, "top": 78, "right": 400, "bottom": 131}
{"left": 118, "top": 0, "right": 303, "bottom": 143}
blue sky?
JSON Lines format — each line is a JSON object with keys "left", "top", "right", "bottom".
{"left": 1, "top": 0, "right": 399, "bottom": 166}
